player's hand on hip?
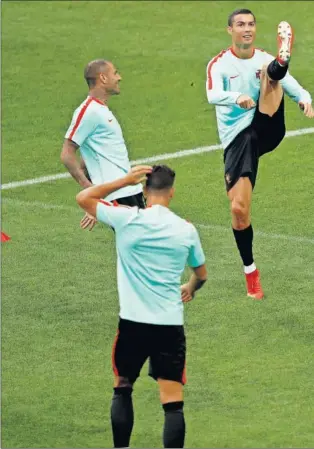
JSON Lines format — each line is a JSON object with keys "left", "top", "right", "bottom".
{"left": 80, "top": 212, "right": 97, "bottom": 231}
{"left": 299, "top": 102, "right": 314, "bottom": 118}
{"left": 236, "top": 94, "right": 256, "bottom": 109}
{"left": 180, "top": 284, "right": 194, "bottom": 303}
{"left": 127, "top": 165, "right": 152, "bottom": 184}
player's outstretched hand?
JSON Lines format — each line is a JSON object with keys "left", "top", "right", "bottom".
{"left": 181, "top": 284, "right": 194, "bottom": 303}
{"left": 299, "top": 102, "right": 314, "bottom": 118}
{"left": 236, "top": 94, "right": 256, "bottom": 109}
{"left": 80, "top": 212, "right": 97, "bottom": 231}
{"left": 127, "top": 165, "right": 152, "bottom": 185}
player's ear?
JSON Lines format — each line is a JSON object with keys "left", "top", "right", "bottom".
{"left": 99, "top": 72, "right": 107, "bottom": 84}
{"left": 227, "top": 26, "right": 233, "bottom": 36}
{"left": 169, "top": 187, "right": 175, "bottom": 199}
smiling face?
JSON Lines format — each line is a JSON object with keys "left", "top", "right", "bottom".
{"left": 100, "top": 62, "right": 122, "bottom": 95}
{"left": 228, "top": 13, "right": 256, "bottom": 49}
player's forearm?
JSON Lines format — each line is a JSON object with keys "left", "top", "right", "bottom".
{"left": 207, "top": 89, "right": 242, "bottom": 106}
{"left": 80, "top": 158, "right": 92, "bottom": 183}
{"left": 61, "top": 152, "right": 92, "bottom": 188}
{"left": 187, "top": 273, "right": 207, "bottom": 295}
{"left": 281, "top": 74, "right": 312, "bottom": 104}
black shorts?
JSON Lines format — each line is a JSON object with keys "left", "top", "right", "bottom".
{"left": 224, "top": 97, "right": 286, "bottom": 191}
{"left": 114, "top": 192, "right": 146, "bottom": 209}
{"left": 112, "top": 318, "right": 186, "bottom": 385}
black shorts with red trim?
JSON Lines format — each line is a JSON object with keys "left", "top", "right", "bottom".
{"left": 112, "top": 318, "right": 186, "bottom": 385}
{"left": 224, "top": 97, "right": 286, "bottom": 191}
{"left": 114, "top": 192, "right": 146, "bottom": 209}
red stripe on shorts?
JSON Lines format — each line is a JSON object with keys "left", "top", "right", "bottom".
{"left": 112, "top": 329, "right": 120, "bottom": 376}
{"left": 182, "top": 363, "right": 187, "bottom": 385}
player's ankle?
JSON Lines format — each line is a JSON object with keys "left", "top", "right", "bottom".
{"left": 244, "top": 262, "right": 256, "bottom": 274}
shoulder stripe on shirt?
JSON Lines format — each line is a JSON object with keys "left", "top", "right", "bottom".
{"left": 207, "top": 49, "right": 227, "bottom": 90}
{"left": 69, "top": 97, "right": 93, "bottom": 140}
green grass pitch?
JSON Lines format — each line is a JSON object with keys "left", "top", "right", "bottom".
{"left": 2, "top": 1, "right": 314, "bottom": 447}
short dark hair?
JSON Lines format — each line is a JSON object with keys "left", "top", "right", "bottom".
{"left": 228, "top": 9, "right": 256, "bottom": 27}
{"left": 145, "top": 165, "right": 176, "bottom": 191}
{"left": 84, "top": 59, "right": 110, "bottom": 88}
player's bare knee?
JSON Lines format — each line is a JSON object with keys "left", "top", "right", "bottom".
{"left": 158, "top": 379, "right": 183, "bottom": 404}
{"left": 231, "top": 199, "right": 248, "bottom": 219}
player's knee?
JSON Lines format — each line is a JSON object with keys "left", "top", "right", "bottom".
{"left": 231, "top": 198, "right": 248, "bottom": 219}
{"left": 114, "top": 376, "right": 133, "bottom": 389}
{"left": 158, "top": 379, "right": 183, "bottom": 404}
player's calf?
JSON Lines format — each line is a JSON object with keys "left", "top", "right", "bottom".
{"left": 259, "top": 63, "right": 284, "bottom": 117}
{"left": 162, "top": 401, "right": 185, "bottom": 448}
{"left": 158, "top": 379, "right": 185, "bottom": 448}
{"left": 111, "top": 386, "right": 134, "bottom": 448}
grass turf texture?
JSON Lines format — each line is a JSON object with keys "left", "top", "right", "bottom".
{"left": 2, "top": 1, "right": 314, "bottom": 448}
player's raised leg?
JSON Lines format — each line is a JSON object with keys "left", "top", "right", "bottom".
{"left": 227, "top": 177, "right": 264, "bottom": 300}
{"left": 259, "top": 22, "right": 294, "bottom": 116}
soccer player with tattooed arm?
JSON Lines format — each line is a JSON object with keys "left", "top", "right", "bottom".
{"left": 206, "top": 9, "right": 314, "bottom": 299}
{"left": 76, "top": 164, "right": 207, "bottom": 448}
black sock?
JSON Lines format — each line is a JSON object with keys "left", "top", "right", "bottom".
{"left": 111, "top": 387, "right": 134, "bottom": 448}
{"left": 233, "top": 225, "right": 254, "bottom": 267}
{"left": 267, "top": 59, "right": 289, "bottom": 81}
{"left": 163, "top": 401, "right": 185, "bottom": 448}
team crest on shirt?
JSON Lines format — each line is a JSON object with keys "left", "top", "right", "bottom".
{"left": 255, "top": 70, "right": 262, "bottom": 79}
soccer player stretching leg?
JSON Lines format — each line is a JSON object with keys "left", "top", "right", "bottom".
{"left": 206, "top": 9, "right": 314, "bottom": 299}
{"left": 77, "top": 165, "right": 207, "bottom": 448}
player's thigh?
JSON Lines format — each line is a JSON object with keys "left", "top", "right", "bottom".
{"left": 224, "top": 128, "right": 259, "bottom": 193}
{"left": 149, "top": 325, "right": 186, "bottom": 387}
{"left": 112, "top": 319, "right": 150, "bottom": 384}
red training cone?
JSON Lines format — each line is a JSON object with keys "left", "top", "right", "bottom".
{"left": 1, "top": 232, "right": 11, "bottom": 242}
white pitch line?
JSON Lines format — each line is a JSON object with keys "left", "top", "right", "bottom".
{"left": 3, "top": 198, "right": 314, "bottom": 245}
{"left": 197, "top": 223, "right": 314, "bottom": 245}
{"left": 1, "top": 127, "right": 314, "bottom": 191}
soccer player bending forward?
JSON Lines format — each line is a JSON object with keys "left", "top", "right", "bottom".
{"left": 206, "top": 9, "right": 314, "bottom": 299}
{"left": 76, "top": 165, "right": 207, "bottom": 448}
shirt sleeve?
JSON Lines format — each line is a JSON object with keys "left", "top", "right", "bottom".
{"left": 65, "top": 102, "right": 98, "bottom": 146}
{"left": 206, "top": 59, "right": 242, "bottom": 106}
{"left": 281, "top": 71, "right": 312, "bottom": 104}
{"left": 96, "top": 201, "right": 135, "bottom": 230}
{"left": 187, "top": 226, "right": 206, "bottom": 268}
